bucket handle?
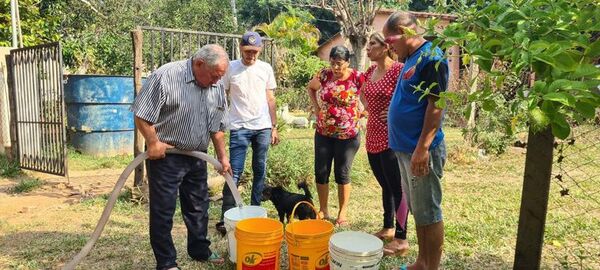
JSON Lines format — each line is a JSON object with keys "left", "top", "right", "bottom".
{"left": 288, "top": 201, "right": 322, "bottom": 247}
{"left": 289, "top": 200, "right": 320, "bottom": 224}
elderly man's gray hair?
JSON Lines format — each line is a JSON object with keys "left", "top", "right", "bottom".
{"left": 192, "top": 44, "right": 229, "bottom": 67}
{"left": 385, "top": 11, "right": 418, "bottom": 34}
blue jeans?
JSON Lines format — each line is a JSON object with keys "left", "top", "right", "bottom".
{"left": 221, "top": 128, "right": 271, "bottom": 219}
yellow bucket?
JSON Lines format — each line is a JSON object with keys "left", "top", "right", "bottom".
{"left": 285, "top": 201, "right": 334, "bottom": 270}
{"left": 235, "top": 217, "right": 284, "bottom": 270}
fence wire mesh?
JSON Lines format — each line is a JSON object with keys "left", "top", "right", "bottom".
{"left": 544, "top": 123, "right": 600, "bottom": 269}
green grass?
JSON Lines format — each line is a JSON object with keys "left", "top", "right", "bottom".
{"left": 9, "top": 178, "right": 44, "bottom": 194}
{"left": 67, "top": 147, "right": 133, "bottom": 171}
{"left": 0, "top": 155, "right": 22, "bottom": 178}
{"left": 1, "top": 127, "right": 598, "bottom": 269}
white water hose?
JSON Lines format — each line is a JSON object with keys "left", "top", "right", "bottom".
{"left": 62, "top": 149, "right": 243, "bottom": 270}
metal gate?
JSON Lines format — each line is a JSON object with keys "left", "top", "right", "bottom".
{"left": 5, "top": 42, "right": 67, "bottom": 176}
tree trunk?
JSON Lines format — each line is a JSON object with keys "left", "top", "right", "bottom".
{"left": 348, "top": 34, "right": 368, "bottom": 70}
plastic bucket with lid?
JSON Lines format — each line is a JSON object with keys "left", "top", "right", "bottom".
{"left": 285, "top": 201, "right": 334, "bottom": 270}
{"left": 235, "top": 217, "right": 283, "bottom": 270}
{"left": 328, "top": 231, "right": 384, "bottom": 270}
{"left": 224, "top": 206, "right": 268, "bottom": 263}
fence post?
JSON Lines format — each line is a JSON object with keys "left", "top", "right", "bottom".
{"left": 4, "top": 55, "right": 18, "bottom": 163}
{"left": 514, "top": 126, "right": 554, "bottom": 269}
{"left": 131, "top": 28, "right": 145, "bottom": 187}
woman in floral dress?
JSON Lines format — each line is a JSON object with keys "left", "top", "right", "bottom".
{"left": 307, "top": 45, "right": 364, "bottom": 226}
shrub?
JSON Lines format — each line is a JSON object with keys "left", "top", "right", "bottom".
{"left": 0, "top": 155, "right": 22, "bottom": 178}
{"left": 10, "top": 178, "right": 44, "bottom": 194}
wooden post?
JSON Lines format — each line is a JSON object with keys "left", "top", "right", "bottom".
{"left": 513, "top": 126, "right": 554, "bottom": 269}
{"left": 131, "top": 28, "right": 145, "bottom": 187}
{"left": 5, "top": 55, "right": 18, "bottom": 162}
{"left": 447, "top": 45, "right": 460, "bottom": 92}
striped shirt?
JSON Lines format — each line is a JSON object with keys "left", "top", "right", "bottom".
{"left": 131, "top": 59, "right": 228, "bottom": 151}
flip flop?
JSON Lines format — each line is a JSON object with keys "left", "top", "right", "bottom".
{"left": 205, "top": 252, "right": 225, "bottom": 265}
{"left": 335, "top": 219, "right": 350, "bottom": 227}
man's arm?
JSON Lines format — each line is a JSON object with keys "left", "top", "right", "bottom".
{"left": 411, "top": 99, "right": 444, "bottom": 176}
{"left": 267, "top": 89, "right": 279, "bottom": 145}
{"left": 210, "top": 131, "right": 231, "bottom": 175}
{"left": 134, "top": 116, "right": 172, "bottom": 159}
{"left": 411, "top": 61, "right": 448, "bottom": 177}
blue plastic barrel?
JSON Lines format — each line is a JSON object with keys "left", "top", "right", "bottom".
{"left": 65, "top": 75, "right": 137, "bottom": 156}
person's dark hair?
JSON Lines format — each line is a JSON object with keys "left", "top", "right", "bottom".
{"left": 329, "top": 45, "right": 350, "bottom": 62}
{"left": 384, "top": 11, "right": 418, "bottom": 34}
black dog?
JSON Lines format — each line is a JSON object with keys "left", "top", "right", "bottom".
{"left": 261, "top": 182, "right": 316, "bottom": 223}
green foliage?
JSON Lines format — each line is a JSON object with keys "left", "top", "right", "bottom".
{"left": 0, "top": 155, "right": 22, "bottom": 178}
{"left": 276, "top": 87, "right": 311, "bottom": 111}
{"left": 256, "top": 9, "right": 327, "bottom": 109}
{"left": 264, "top": 139, "right": 313, "bottom": 187}
{"left": 10, "top": 178, "right": 44, "bottom": 194}
{"left": 5, "top": 0, "right": 237, "bottom": 74}
{"left": 0, "top": 0, "right": 62, "bottom": 47}
{"left": 256, "top": 9, "right": 320, "bottom": 54}
{"left": 426, "top": 0, "right": 600, "bottom": 140}
{"left": 240, "top": 134, "right": 313, "bottom": 188}
{"left": 468, "top": 96, "right": 524, "bottom": 155}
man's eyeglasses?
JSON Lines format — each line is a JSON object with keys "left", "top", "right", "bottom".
{"left": 384, "top": 34, "right": 404, "bottom": 44}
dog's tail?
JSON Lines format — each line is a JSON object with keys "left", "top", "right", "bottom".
{"left": 297, "top": 181, "right": 312, "bottom": 199}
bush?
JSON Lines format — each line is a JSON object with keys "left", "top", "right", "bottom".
{"left": 276, "top": 87, "right": 310, "bottom": 111}
{"left": 0, "top": 155, "right": 22, "bottom": 178}
{"left": 240, "top": 138, "right": 313, "bottom": 188}
{"left": 10, "top": 178, "right": 44, "bottom": 194}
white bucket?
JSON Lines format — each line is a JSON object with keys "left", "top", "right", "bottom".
{"left": 329, "top": 231, "right": 383, "bottom": 270}
{"left": 223, "top": 206, "right": 268, "bottom": 263}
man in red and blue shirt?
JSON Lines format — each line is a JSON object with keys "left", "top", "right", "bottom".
{"left": 383, "top": 11, "right": 449, "bottom": 270}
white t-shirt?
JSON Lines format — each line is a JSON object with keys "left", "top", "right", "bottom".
{"left": 222, "top": 59, "right": 277, "bottom": 130}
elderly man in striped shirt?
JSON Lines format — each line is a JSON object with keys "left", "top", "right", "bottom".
{"left": 131, "top": 44, "right": 231, "bottom": 269}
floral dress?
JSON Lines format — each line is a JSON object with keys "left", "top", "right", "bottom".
{"left": 316, "top": 68, "right": 364, "bottom": 139}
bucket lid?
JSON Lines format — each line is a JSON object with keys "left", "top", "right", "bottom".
{"left": 224, "top": 206, "right": 267, "bottom": 222}
{"left": 329, "top": 231, "right": 383, "bottom": 257}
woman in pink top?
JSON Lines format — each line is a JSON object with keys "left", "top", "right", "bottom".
{"left": 361, "top": 32, "right": 409, "bottom": 256}
{"left": 307, "top": 45, "right": 364, "bottom": 227}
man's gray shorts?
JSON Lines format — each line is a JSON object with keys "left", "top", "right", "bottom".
{"left": 395, "top": 141, "right": 446, "bottom": 226}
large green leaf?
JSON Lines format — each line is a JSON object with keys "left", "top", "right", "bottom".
{"left": 584, "top": 39, "right": 600, "bottom": 57}
{"left": 533, "top": 54, "right": 555, "bottom": 67}
{"left": 553, "top": 52, "right": 578, "bottom": 72}
{"left": 550, "top": 113, "right": 571, "bottom": 139}
{"left": 543, "top": 92, "right": 576, "bottom": 107}
{"left": 574, "top": 101, "right": 596, "bottom": 119}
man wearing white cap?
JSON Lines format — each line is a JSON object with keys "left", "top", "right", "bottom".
{"left": 216, "top": 31, "right": 279, "bottom": 234}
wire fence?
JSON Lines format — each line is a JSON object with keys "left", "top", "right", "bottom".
{"left": 544, "top": 123, "right": 600, "bottom": 269}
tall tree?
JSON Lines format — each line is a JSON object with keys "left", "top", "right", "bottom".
{"left": 296, "top": 0, "right": 383, "bottom": 69}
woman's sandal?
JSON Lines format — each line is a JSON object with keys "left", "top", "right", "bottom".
{"left": 335, "top": 219, "right": 350, "bottom": 227}
{"left": 204, "top": 252, "right": 225, "bottom": 265}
